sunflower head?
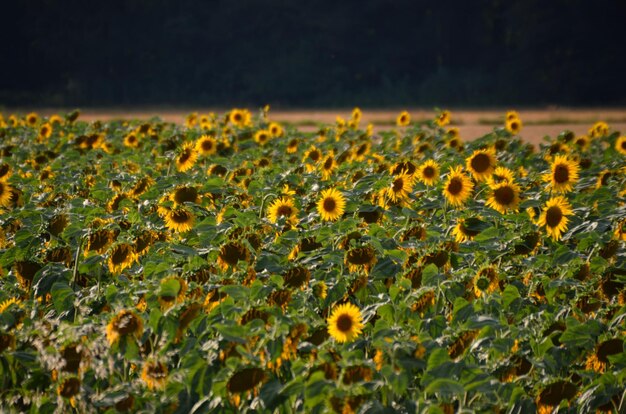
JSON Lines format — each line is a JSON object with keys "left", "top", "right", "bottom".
{"left": 452, "top": 218, "right": 484, "bottom": 242}
{"left": 344, "top": 245, "right": 377, "bottom": 273}
{"left": 485, "top": 181, "right": 521, "bottom": 214}
{"left": 396, "top": 111, "right": 410, "bottom": 127}
{"left": 386, "top": 172, "right": 414, "bottom": 203}
{"left": 141, "top": 361, "right": 168, "bottom": 390}
{"left": 106, "top": 310, "right": 143, "bottom": 345}
{"left": 158, "top": 276, "right": 188, "bottom": 310}
{"left": 267, "top": 197, "right": 298, "bottom": 225}
{"left": 317, "top": 188, "right": 346, "bottom": 221}
{"left": 268, "top": 122, "right": 284, "bottom": 137}
{"left": 254, "top": 129, "right": 271, "bottom": 146}
{"left": 435, "top": 110, "right": 451, "bottom": 127}
{"left": 615, "top": 136, "right": 626, "bottom": 155}
{"left": 537, "top": 196, "right": 574, "bottom": 241}
{"left": 196, "top": 135, "right": 218, "bottom": 155}
{"left": 416, "top": 160, "right": 440, "bottom": 186}
{"left": 327, "top": 303, "right": 364, "bottom": 343}
{"left": 544, "top": 155, "right": 579, "bottom": 193}
{"left": 443, "top": 166, "right": 474, "bottom": 207}
{"left": 473, "top": 266, "right": 500, "bottom": 298}
{"left": 217, "top": 241, "right": 251, "bottom": 270}
{"left": 107, "top": 243, "right": 138, "bottom": 275}
{"left": 227, "top": 367, "right": 267, "bottom": 394}
{"left": 466, "top": 148, "right": 496, "bottom": 181}
{"left": 176, "top": 142, "right": 198, "bottom": 172}
{"left": 164, "top": 208, "right": 195, "bottom": 232}
{"left": 505, "top": 117, "right": 523, "bottom": 134}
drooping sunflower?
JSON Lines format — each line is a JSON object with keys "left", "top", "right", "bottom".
{"left": 317, "top": 188, "right": 346, "bottom": 221}
{"left": 537, "top": 196, "right": 574, "bottom": 241}
{"left": 543, "top": 155, "right": 579, "bottom": 193}
{"left": 386, "top": 172, "right": 414, "bottom": 203}
{"left": 129, "top": 176, "right": 154, "bottom": 198}
{"left": 57, "top": 377, "right": 81, "bottom": 399}
{"left": 254, "top": 129, "right": 271, "bottom": 146}
{"left": 158, "top": 276, "right": 188, "bottom": 310}
{"left": 107, "top": 243, "right": 138, "bottom": 275}
{"left": 327, "top": 303, "right": 364, "bottom": 343}
{"left": 452, "top": 218, "right": 482, "bottom": 243}
{"left": 217, "top": 241, "right": 251, "bottom": 270}
{"left": 443, "top": 166, "right": 474, "bottom": 207}
{"left": 176, "top": 142, "right": 198, "bottom": 172}
{"left": 0, "top": 163, "right": 12, "bottom": 182}
{"left": 435, "top": 110, "right": 451, "bottom": 127}
{"left": 170, "top": 186, "right": 200, "bottom": 205}
{"left": 416, "top": 160, "right": 440, "bottom": 186}
{"left": 396, "top": 111, "right": 410, "bottom": 127}
{"left": 344, "top": 245, "right": 377, "bottom": 273}
{"left": 485, "top": 181, "right": 521, "bottom": 214}
{"left": 0, "top": 181, "right": 13, "bottom": 207}
{"left": 141, "top": 361, "right": 168, "bottom": 390}
{"left": 573, "top": 135, "right": 590, "bottom": 151}
{"left": 466, "top": 148, "right": 496, "bottom": 181}
{"left": 195, "top": 135, "right": 218, "bottom": 156}
{"left": 227, "top": 367, "right": 267, "bottom": 396}
{"left": 164, "top": 208, "right": 195, "bottom": 232}
{"left": 473, "top": 266, "right": 500, "bottom": 298}
{"left": 320, "top": 152, "right": 338, "bottom": 180}
{"left": 535, "top": 381, "right": 578, "bottom": 414}
{"left": 615, "top": 136, "right": 626, "bottom": 155}
{"left": 585, "top": 338, "right": 623, "bottom": 373}
{"left": 106, "top": 310, "right": 143, "bottom": 345}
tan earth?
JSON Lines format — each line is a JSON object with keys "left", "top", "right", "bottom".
{"left": 24, "top": 107, "right": 626, "bottom": 146}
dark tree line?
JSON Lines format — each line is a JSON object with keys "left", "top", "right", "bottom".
{"left": 1, "top": 0, "right": 625, "bottom": 108}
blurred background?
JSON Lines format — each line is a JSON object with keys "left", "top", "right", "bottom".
{"left": 1, "top": 0, "right": 625, "bottom": 109}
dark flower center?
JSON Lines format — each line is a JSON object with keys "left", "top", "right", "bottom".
{"left": 323, "top": 197, "right": 337, "bottom": 212}
{"left": 276, "top": 205, "right": 293, "bottom": 216}
{"left": 553, "top": 164, "right": 569, "bottom": 183}
{"left": 447, "top": 177, "right": 463, "bottom": 195}
{"left": 336, "top": 314, "right": 353, "bottom": 332}
{"left": 545, "top": 206, "right": 563, "bottom": 227}
{"left": 423, "top": 166, "right": 435, "bottom": 178}
{"left": 470, "top": 153, "right": 491, "bottom": 173}
{"left": 494, "top": 186, "right": 515, "bottom": 205}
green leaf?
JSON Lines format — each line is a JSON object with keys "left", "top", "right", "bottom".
{"left": 502, "top": 284, "right": 521, "bottom": 308}
{"left": 424, "top": 378, "right": 465, "bottom": 396}
{"left": 50, "top": 282, "right": 75, "bottom": 314}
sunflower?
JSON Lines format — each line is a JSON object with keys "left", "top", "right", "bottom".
{"left": 254, "top": 129, "right": 271, "bottom": 146}
{"left": 0, "top": 181, "right": 13, "bottom": 207}
{"left": 286, "top": 138, "right": 299, "bottom": 154}
{"left": 435, "top": 110, "right": 451, "bottom": 127}
{"left": 452, "top": 218, "right": 482, "bottom": 242}
{"left": 505, "top": 110, "right": 520, "bottom": 122}
{"left": 169, "top": 186, "right": 200, "bottom": 206}
{"left": 487, "top": 166, "right": 515, "bottom": 185}
{"left": 396, "top": 111, "right": 410, "bottom": 127}
{"left": 129, "top": 176, "right": 154, "bottom": 198}
{"left": 344, "top": 245, "right": 377, "bottom": 273}
{"left": 320, "top": 152, "right": 338, "bottom": 180}
{"left": 141, "top": 361, "right": 168, "bottom": 390}
{"left": 218, "top": 241, "right": 251, "bottom": 270}
{"left": 0, "top": 163, "right": 11, "bottom": 182}
{"left": 282, "top": 266, "right": 311, "bottom": 289}
{"left": 0, "top": 297, "right": 21, "bottom": 314}
{"left": 317, "top": 188, "right": 346, "bottom": 221}
{"left": 485, "top": 181, "right": 521, "bottom": 214}
{"left": 107, "top": 243, "right": 138, "bottom": 275}
{"left": 228, "top": 108, "right": 251, "bottom": 128}
{"left": 327, "top": 303, "right": 364, "bottom": 343}
{"left": 443, "top": 166, "right": 473, "bottom": 207}
{"left": 164, "top": 208, "right": 195, "bottom": 232}
{"left": 615, "top": 219, "right": 626, "bottom": 241}
{"left": 268, "top": 122, "right": 284, "bottom": 137}
{"left": 57, "top": 377, "right": 81, "bottom": 399}
{"left": 158, "top": 276, "right": 187, "bottom": 310}
{"left": 106, "top": 310, "right": 143, "bottom": 345}
{"left": 267, "top": 197, "right": 298, "bottom": 225}
{"left": 227, "top": 368, "right": 267, "bottom": 395}
{"left": 573, "top": 135, "right": 590, "bottom": 151}
{"left": 585, "top": 338, "right": 623, "bottom": 373}
{"left": 536, "top": 381, "right": 577, "bottom": 414}
{"left": 352, "top": 141, "right": 371, "bottom": 162}
{"left": 537, "top": 196, "right": 574, "bottom": 241}
{"left": 303, "top": 145, "right": 323, "bottom": 171}
{"left": 195, "top": 135, "right": 217, "bottom": 156}
{"left": 386, "top": 172, "right": 414, "bottom": 203}
{"left": 416, "top": 160, "right": 440, "bottom": 186}
{"left": 25, "top": 112, "right": 38, "bottom": 126}
{"left": 123, "top": 133, "right": 139, "bottom": 148}
{"left": 615, "top": 136, "right": 626, "bottom": 155}
{"left": 176, "top": 142, "right": 198, "bottom": 172}
{"left": 39, "top": 122, "right": 53, "bottom": 140}
{"left": 446, "top": 136, "right": 463, "bottom": 152}
{"left": 466, "top": 148, "right": 496, "bottom": 181}
{"left": 543, "top": 155, "right": 579, "bottom": 193}
{"left": 185, "top": 112, "right": 198, "bottom": 128}
{"left": 473, "top": 266, "right": 500, "bottom": 298}
{"left": 505, "top": 117, "right": 522, "bottom": 135}
{"left": 589, "top": 121, "right": 609, "bottom": 138}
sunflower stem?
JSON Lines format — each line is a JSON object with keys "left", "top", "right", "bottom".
{"left": 258, "top": 193, "right": 278, "bottom": 218}
{"left": 71, "top": 234, "right": 87, "bottom": 291}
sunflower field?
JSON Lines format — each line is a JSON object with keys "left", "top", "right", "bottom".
{"left": 0, "top": 108, "right": 625, "bottom": 413}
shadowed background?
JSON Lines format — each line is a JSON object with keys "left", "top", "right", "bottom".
{"left": 2, "top": 0, "right": 625, "bottom": 108}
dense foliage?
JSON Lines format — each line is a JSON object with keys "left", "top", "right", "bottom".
{"left": 0, "top": 108, "right": 624, "bottom": 413}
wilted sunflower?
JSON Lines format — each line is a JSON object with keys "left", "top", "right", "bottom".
{"left": 254, "top": 129, "right": 271, "bottom": 146}
{"left": 227, "top": 367, "right": 267, "bottom": 395}
{"left": 416, "top": 160, "right": 440, "bottom": 186}
{"left": 396, "top": 111, "right": 410, "bottom": 127}
{"left": 443, "top": 166, "right": 473, "bottom": 207}
{"left": 585, "top": 338, "right": 623, "bottom": 373}
{"left": 485, "top": 181, "right": 521, "bottom": 214}
{"left": 107, "top": 243, "right": 138, "bottom": 275}
{"left": 0, "top": 181, "right": 13, "bottom": 207}
{"left": 267, "top": 197, "right": 298, "bottom": 225}
{"left": 195, "top": 135, "right": 218, "bottom": 156}
{"left": 327, "top": 303, "right": 364, "bottom": 343}
{"left": 435, "top": 110, "right": 451, "bottom": 127}
{"left": 320, "top": 152, "right": 338, "bottom": 180}
{"left": 535, "top": 381, "right": 577, "bottom": 414}
{"left": 544, "top": 155, "right": 579, "bottom": 193}
{"left": 344, "top": 245, "right": 377, "bottom": 273}
{"left": 158, "top": 276, "right": 187, "bottom": 310}
{"left": 170, "top": 186, "right": 200, "bottom": 205}
{"left": 466, "top": 148, "right": 496, "bottom": 181}
{"left": 537, "top": 196, "right": 574, "bottom": 241}
{"left": 123, "top": 133, "right": 139, "bottom": 148}
{"left": 614, "top": 136, "right": 626, "bottom": 155}
{"left": 218, "top": 241, "right": 251, "bottom": 270}
{"left": 57, "top": 377, "right": 81, "bottom": 399}
{"left": 473, "top": 266, "right": 500, "bottom": 298}
{"left": 164, "top": 208, "right": 195, "bottom": 232}
{"left": 141, "top": 361, "right": 168, "bottom": 390}
{"left": 317, "top": 188, "right": 346, "bottom": 221}
{"left": 106, "top": 310, "right": 143, "bottom": 345}
{"left": 176, "top": 142, "right": 198, "bottom": 172}
{"left": 386, "top": 172, "right": 414, "bottom": 203}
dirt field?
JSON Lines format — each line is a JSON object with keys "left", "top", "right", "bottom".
{"left": 26, "top": 107, "right": 626, "bottom": 146}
